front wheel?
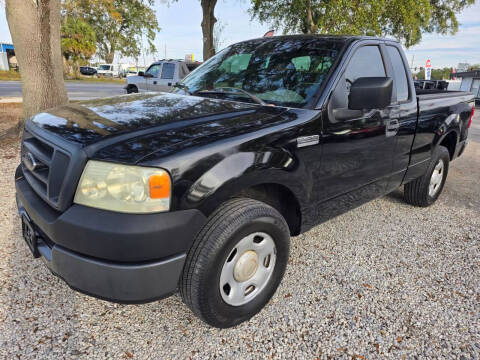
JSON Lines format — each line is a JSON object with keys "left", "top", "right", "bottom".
{"left": 404, "top": 145, "right": 450, "bottom": 207}
{"left": 126, "top": 85, "right": 138, "bottom": 94}
{"left": 180, "top": 198, "right": 290, "bottom": 328}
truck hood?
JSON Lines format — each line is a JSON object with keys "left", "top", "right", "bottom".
{"left": 28, "top": 92, "right": 290, "bottom": 164}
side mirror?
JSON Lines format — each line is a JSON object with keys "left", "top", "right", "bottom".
{"left": 138, "top": 71, "right": 144, "bottom": 77}
{"left": 348, "top": 77, "right": 392, "bottom": 110}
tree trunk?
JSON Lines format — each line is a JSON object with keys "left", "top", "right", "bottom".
{"left": 305, "top": 0, "right": 318, "bottom": 34}
{"left": 105, "top": 51, "right": 115, "bottom": 64}
{"left": 6, "top": 0, "right": 68, "bottom": 121}
{"left": 201, "top": 0, "right": 217, "bottom": 61}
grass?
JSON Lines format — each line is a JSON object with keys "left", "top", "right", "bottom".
{"left": 0, "top": 103, "right": 23, "bottom": 139}
{"left": 0, "top": 70, "right": 21, "bottom": 81}
{"left": 66, "top": 77, "right": 125, "bottom": 84}
{"left": 0, "top": 70, "right": 124, "bottom": 84}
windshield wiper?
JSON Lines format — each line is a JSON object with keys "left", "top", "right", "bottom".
{"left": 172, "top": 82, "right": 191, "bottom": 95}
{"left": 196, "top": 87, "right": 267, "bottom": 106}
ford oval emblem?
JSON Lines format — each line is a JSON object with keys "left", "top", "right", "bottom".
{"left": 23, "top": 152, "right": 42, "bottom": 172}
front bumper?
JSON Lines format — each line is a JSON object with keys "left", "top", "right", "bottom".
{"left": 15, "top": 166, "right": 206, "bottom": 303}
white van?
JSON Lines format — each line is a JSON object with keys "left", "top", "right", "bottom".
{"left": 97, "top": 64, "right": 120, "bottom": 78}
{"left": 124, "top": 60, "right": 190, "bottom": 93}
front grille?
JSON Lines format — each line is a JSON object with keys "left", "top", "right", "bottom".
{"left": 21, "top": 130, "right": 74, "bottom": 210}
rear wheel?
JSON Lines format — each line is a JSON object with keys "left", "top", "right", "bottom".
{"left": 180, "top": 198, "right": 290, "bottom": 328}
{"left": 404, "top": 145, "right": 450, "bottom": 207}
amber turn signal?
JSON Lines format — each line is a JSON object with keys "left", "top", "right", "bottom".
{"left": 149, "top": 173, "right": 171, "bottom": 199}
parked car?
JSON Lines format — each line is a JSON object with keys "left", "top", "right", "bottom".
{"left": 15, "top": 35, "right": 475, "bottom": 328}
{"left": 124, "top": 60, "right": 190, "bottom": 93}
{"left": 79, "top": 66, "right": 97, "bottom": 76}
{"left": 120, "top": 66, "right": 146, "bottom": 78}
{"left": 97, "top": 64, "right": 120, "bottom": 77}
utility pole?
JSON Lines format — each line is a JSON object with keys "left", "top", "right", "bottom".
{"left": 164, "top": 43, "right": 167, "bottom": 60}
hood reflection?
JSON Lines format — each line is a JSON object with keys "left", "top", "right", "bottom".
{"left": 30, "top": 92, "right": 255, "bottom": 145}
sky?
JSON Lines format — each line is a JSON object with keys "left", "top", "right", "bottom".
{"left": 0, "top": 0, "right": 479, "bottom": 69}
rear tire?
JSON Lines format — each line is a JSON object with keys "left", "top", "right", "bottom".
{"left": 404, "top": 145, "right": 450, "bottom": 207}
{"left": 180, "top": 198, "right": 290, "bottom": 328}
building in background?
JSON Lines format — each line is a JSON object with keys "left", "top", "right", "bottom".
{"left": 454, "top": 69, "right": 480, "bottom": 102}
{"left": 0, "top": 43, "right": 16, "bottom": 71}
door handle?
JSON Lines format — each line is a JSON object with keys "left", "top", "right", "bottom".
{"left": 168, "top": 82, "right": 172, "bottom": 86}
{"left": 153, "top": 81, "right": 157, "bottom": 85}
{"left": 387, "top": 119, "right": 399, "bottom": 131}
{"left": 386, "top": 118, "right": 399, "bottom": 137}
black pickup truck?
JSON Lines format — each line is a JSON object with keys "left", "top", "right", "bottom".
{"left": 15, "top": 35, "right": 475, "bottom": 328}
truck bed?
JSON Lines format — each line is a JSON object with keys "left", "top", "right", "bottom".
{"left": 415, "top": 89, "right": 471, "bottom": 98}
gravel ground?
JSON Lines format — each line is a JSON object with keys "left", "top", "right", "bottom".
{"left": 0, "top": 127, "right": 479, "bottom": 359}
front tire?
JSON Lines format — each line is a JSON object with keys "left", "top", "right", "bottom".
{"left": 404, "top": 145, "right": 450, "bottom": 207}
{"left": 180, "top": 198, "right": 290, "bottom": 328}
{"left": 126, "top": 85, "right": 138, "bottom": 94}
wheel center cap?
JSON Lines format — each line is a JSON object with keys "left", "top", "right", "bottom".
{"left": 233, "top": 250, "right": 258, "bottom": 282}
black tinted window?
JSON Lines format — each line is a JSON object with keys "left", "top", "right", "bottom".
{"left": 386, "top": 46, "right": 409, "bottom": 101}
{"left": 161, "top": 63, "right": 175, "bottom": 79}
{"left": 329, "top": 46, "right": 386, "bottom": 113}
{"left": 345, "top": 46, "right": 385, "bottom": 82}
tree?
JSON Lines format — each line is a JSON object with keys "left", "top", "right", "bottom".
{"left": 61, "top": 17, "right": 96, "bottom": 77}
{"left": 169, "top": 0, "right": 217, "bottom": 60}
{"left": 201, "top": 0, "right": 218, "bottom": 60}
{"left": 249, "top": 0, "right": 475, "bottom": 47}
{"left": 63, "top": 0, "right": 160, "bottom": 63}
{"left": 414, "top": 67, "right": 452, "bottom": 80}
{"left": 6, "top": 0, "right": 68, "bottom": 121}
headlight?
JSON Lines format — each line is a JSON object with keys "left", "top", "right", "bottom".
{"left": 74, "top": 160, "right": 171, "bottom": 213}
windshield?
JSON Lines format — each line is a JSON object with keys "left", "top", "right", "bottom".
{"left": 176, "top": 37, "right": 345, "bottom": 107}
{"left": 99, "top": 65, "right": 111, "bottom": 70}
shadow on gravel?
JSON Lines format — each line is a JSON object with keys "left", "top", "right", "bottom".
{"left": 384, "top": 188, "right": 405, "bottom": 204}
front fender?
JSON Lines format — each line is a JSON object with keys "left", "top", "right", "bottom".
{"left": 179, "top": 150, "right": 305, "bottom": 215}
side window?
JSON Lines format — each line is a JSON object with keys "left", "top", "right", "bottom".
{"left": 161, "top": 63, "right": 175, "bottom": 79}
{"left": 329, "top": 46, "right": 386, "bottom": 117}
{"left": 345, "top": 46, "right": 386, "bottom": 83}
{"left": 179, "top": 64, "right": 188, "bottom": 79}
{"left": 472, "top": 79, "right": 480, "bottom": 98}
{"left": 146, "top": 64, "right": 161, "bottom": 77}
{"left": 386, "top": 46, "right": 409, "bottom": 102}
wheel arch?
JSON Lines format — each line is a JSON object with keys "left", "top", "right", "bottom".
{"left": 438, "top": 130, "right": 458, "bottom": 160}
{"left": 194, "top": 179, "right": 303, "bottom": 236}
{"left": 231, "top": 183, "right": 302, "bottom": 236}
{"left": 176, "top": 149, "right": 306, "bottom": 236}
{"left": 431, "top": 111, "right": 461, "bottom": 160}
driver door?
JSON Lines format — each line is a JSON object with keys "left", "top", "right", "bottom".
{"left": 315, "top": 44, "right": 396, "bottom": 217}
{"left": 144, "top": 64, "right": 162, "bottom": 91}
{"left": 153, "top": 63, "right": 176, "bottom": 91}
